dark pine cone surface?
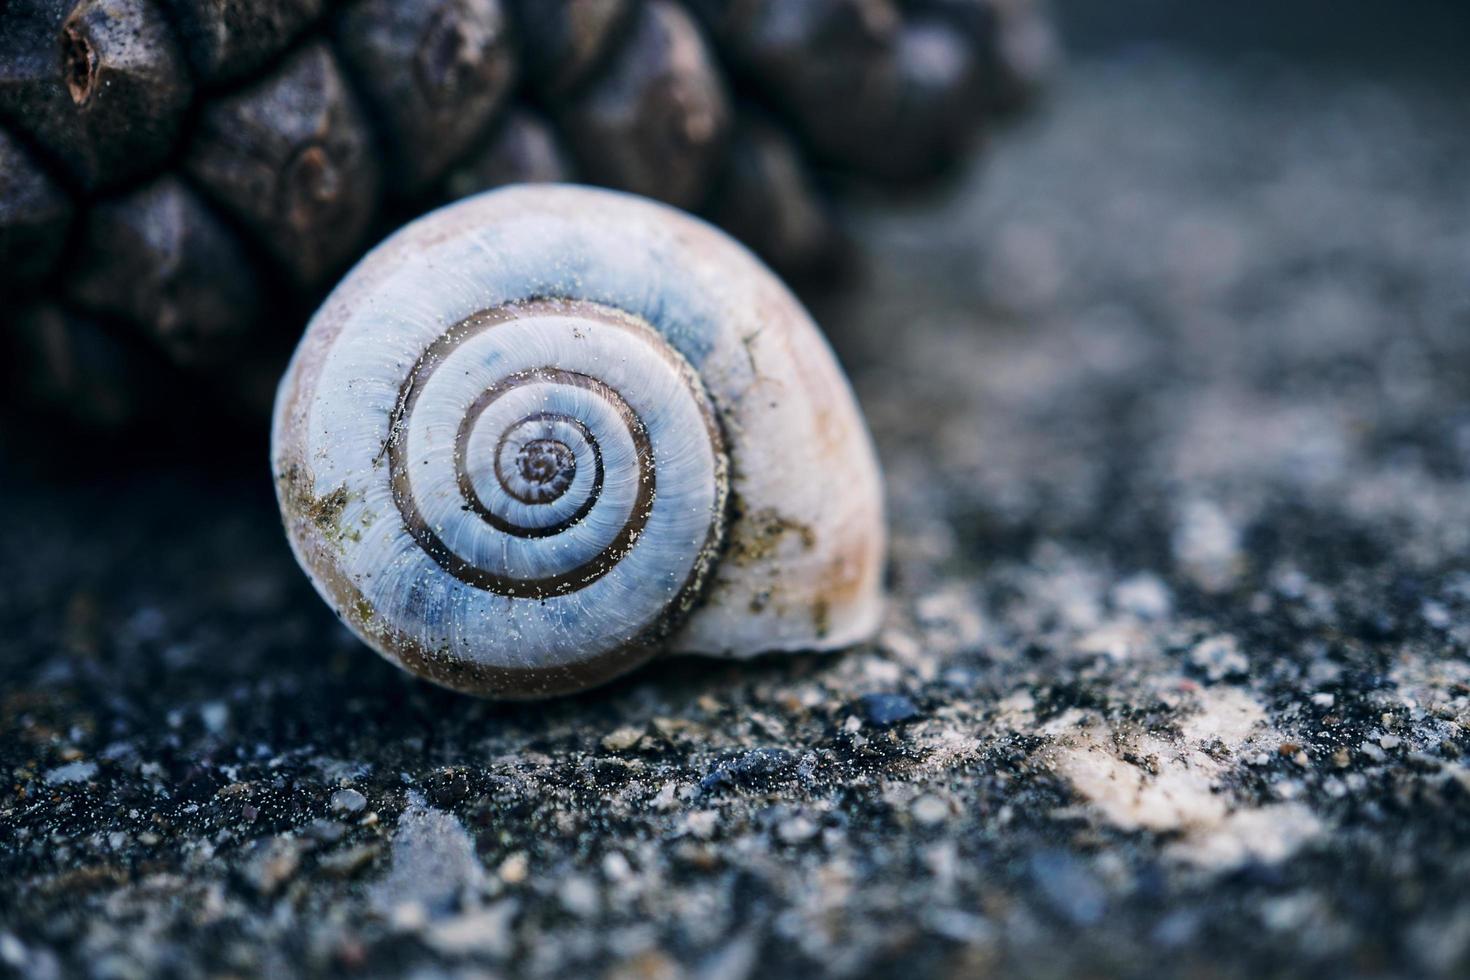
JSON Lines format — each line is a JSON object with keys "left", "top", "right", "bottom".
{"left": 0, "top": 0, "right": 1055, "bottom": 447}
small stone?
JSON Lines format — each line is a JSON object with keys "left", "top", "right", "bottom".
{"left": 601, "top": 852, "right": 632, "bottom": 881}
{"left": 1172, "top": 499, "right": 1243, "bottom": 593}
{"left": 317, "top": 844, "right": 380, "bottom": 878}
{"left": 1029, "top": 851, "right": 1107, "bottom": 926}
{"left": 1110, "top": 572, "right": 1173, "bottom": 620}
{"left": 424, "top": 900, "right": 518, "bottom": 957}
{"left": 649, "top": 781, "right": 680, "bottom": 811}
{"left": 699, "top": 748, "right": 797, "bottom": 792}
{"left": 387, "top": 900, "right": 428, "bottom": 932}
{"left": 1153, "top": 909, "right": 1202, "bottom": 948}
{"left": 0, "top": 933, "right": 26, "bottom": 967}
{"left": 673, "top": 842, "right": 719, "bottom": 872}
{"left": 43, "top": 761, "right": 97, "bottom": 785}
{"left": 558, "top": 874, "right": 600, "bottom": 917}
{"left": 303, "top": 819, "right": 347, "bottom": 843}
{"left": 498, "top": 852, "right": 528, "bottom": 885}
{"left": 858, "top": 693, "right": 921, "bottom": 727}
{"left": 776, "top": 815, "right": 819, "bottom": 844}
{"left": 1189, "top": 635, "right": 1250, "bottom": 682}
{"left": 330, "top": 788, "right": 367, "bottom": 814}
{"left": 911, "top": 794, "right": 950, "bottom": 826}
{"left": 683, "top": 810, "right": 719, "bottom": 839}
{"left": 370, "top": 794, "right": 486, "bottom": 918}
{"left": 602, "top": 726, "right": 644, "bottom": 752}
{"left": 425, "top": 767, "right": 474, "bottom": 807}
{"left": 1422, "top": 600, "right": 1452, "bottom": 629}
{"left": 239, "top": 836, "right": 305, "bottom": 896}
{"left": 925, "top": 908, "right": 995, "bottom": 945}
{"left": 199, "top": 701, "right": 229, "bottom": 734}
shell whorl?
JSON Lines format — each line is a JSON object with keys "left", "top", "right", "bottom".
{"left": 386, "top": 299, "right": 726, "bottom": 607}
{"left": 274, "top": 184, "right": 886, "bottom": 698}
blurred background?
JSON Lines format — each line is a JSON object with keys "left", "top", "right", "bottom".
{"left": 1059, "top": 0, "right": 1470, "bottom": 65}
{"left": 3, "top": 3, "right": 1470, "bottom": 978}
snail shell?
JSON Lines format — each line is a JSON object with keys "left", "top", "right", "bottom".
{"left": 272, "top": 184, "right": 884, "bottom": 698}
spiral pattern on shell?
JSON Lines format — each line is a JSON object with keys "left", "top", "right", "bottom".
{"left": 387, "top": 298, "right": 727, "bottom": 611}
{"left": 273, "top": 184, "right": 886, "bottom": 698}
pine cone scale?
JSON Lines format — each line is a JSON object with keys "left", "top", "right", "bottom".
{"left": 184, "top": 43, "right": 382, "bottom": 290}
{"left": 0, "top": 0, "right": 1052, "bottom": 441}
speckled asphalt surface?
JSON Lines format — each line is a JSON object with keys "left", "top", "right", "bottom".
{"left": 4, "top": 37, "right": 1470, "bottom": 980}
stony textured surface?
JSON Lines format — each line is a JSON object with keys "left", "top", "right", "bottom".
{"left": 4, "top": 46, "right": 1470, "bottom": 980}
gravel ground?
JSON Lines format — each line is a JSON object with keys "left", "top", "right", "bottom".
{"left": 4, "top": 41, "right": 1470, "bottom": 980}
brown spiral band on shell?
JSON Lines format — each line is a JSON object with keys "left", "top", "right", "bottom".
{"left": 388, "top": 332, "right": 658, "bottom": 598}
{"left": 458, "top": 394, "right": 610, "bottom": 539}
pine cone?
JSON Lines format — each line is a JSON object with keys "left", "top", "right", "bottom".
{"left": 0, "top": 0, "right": 1055, "bottom": 439}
